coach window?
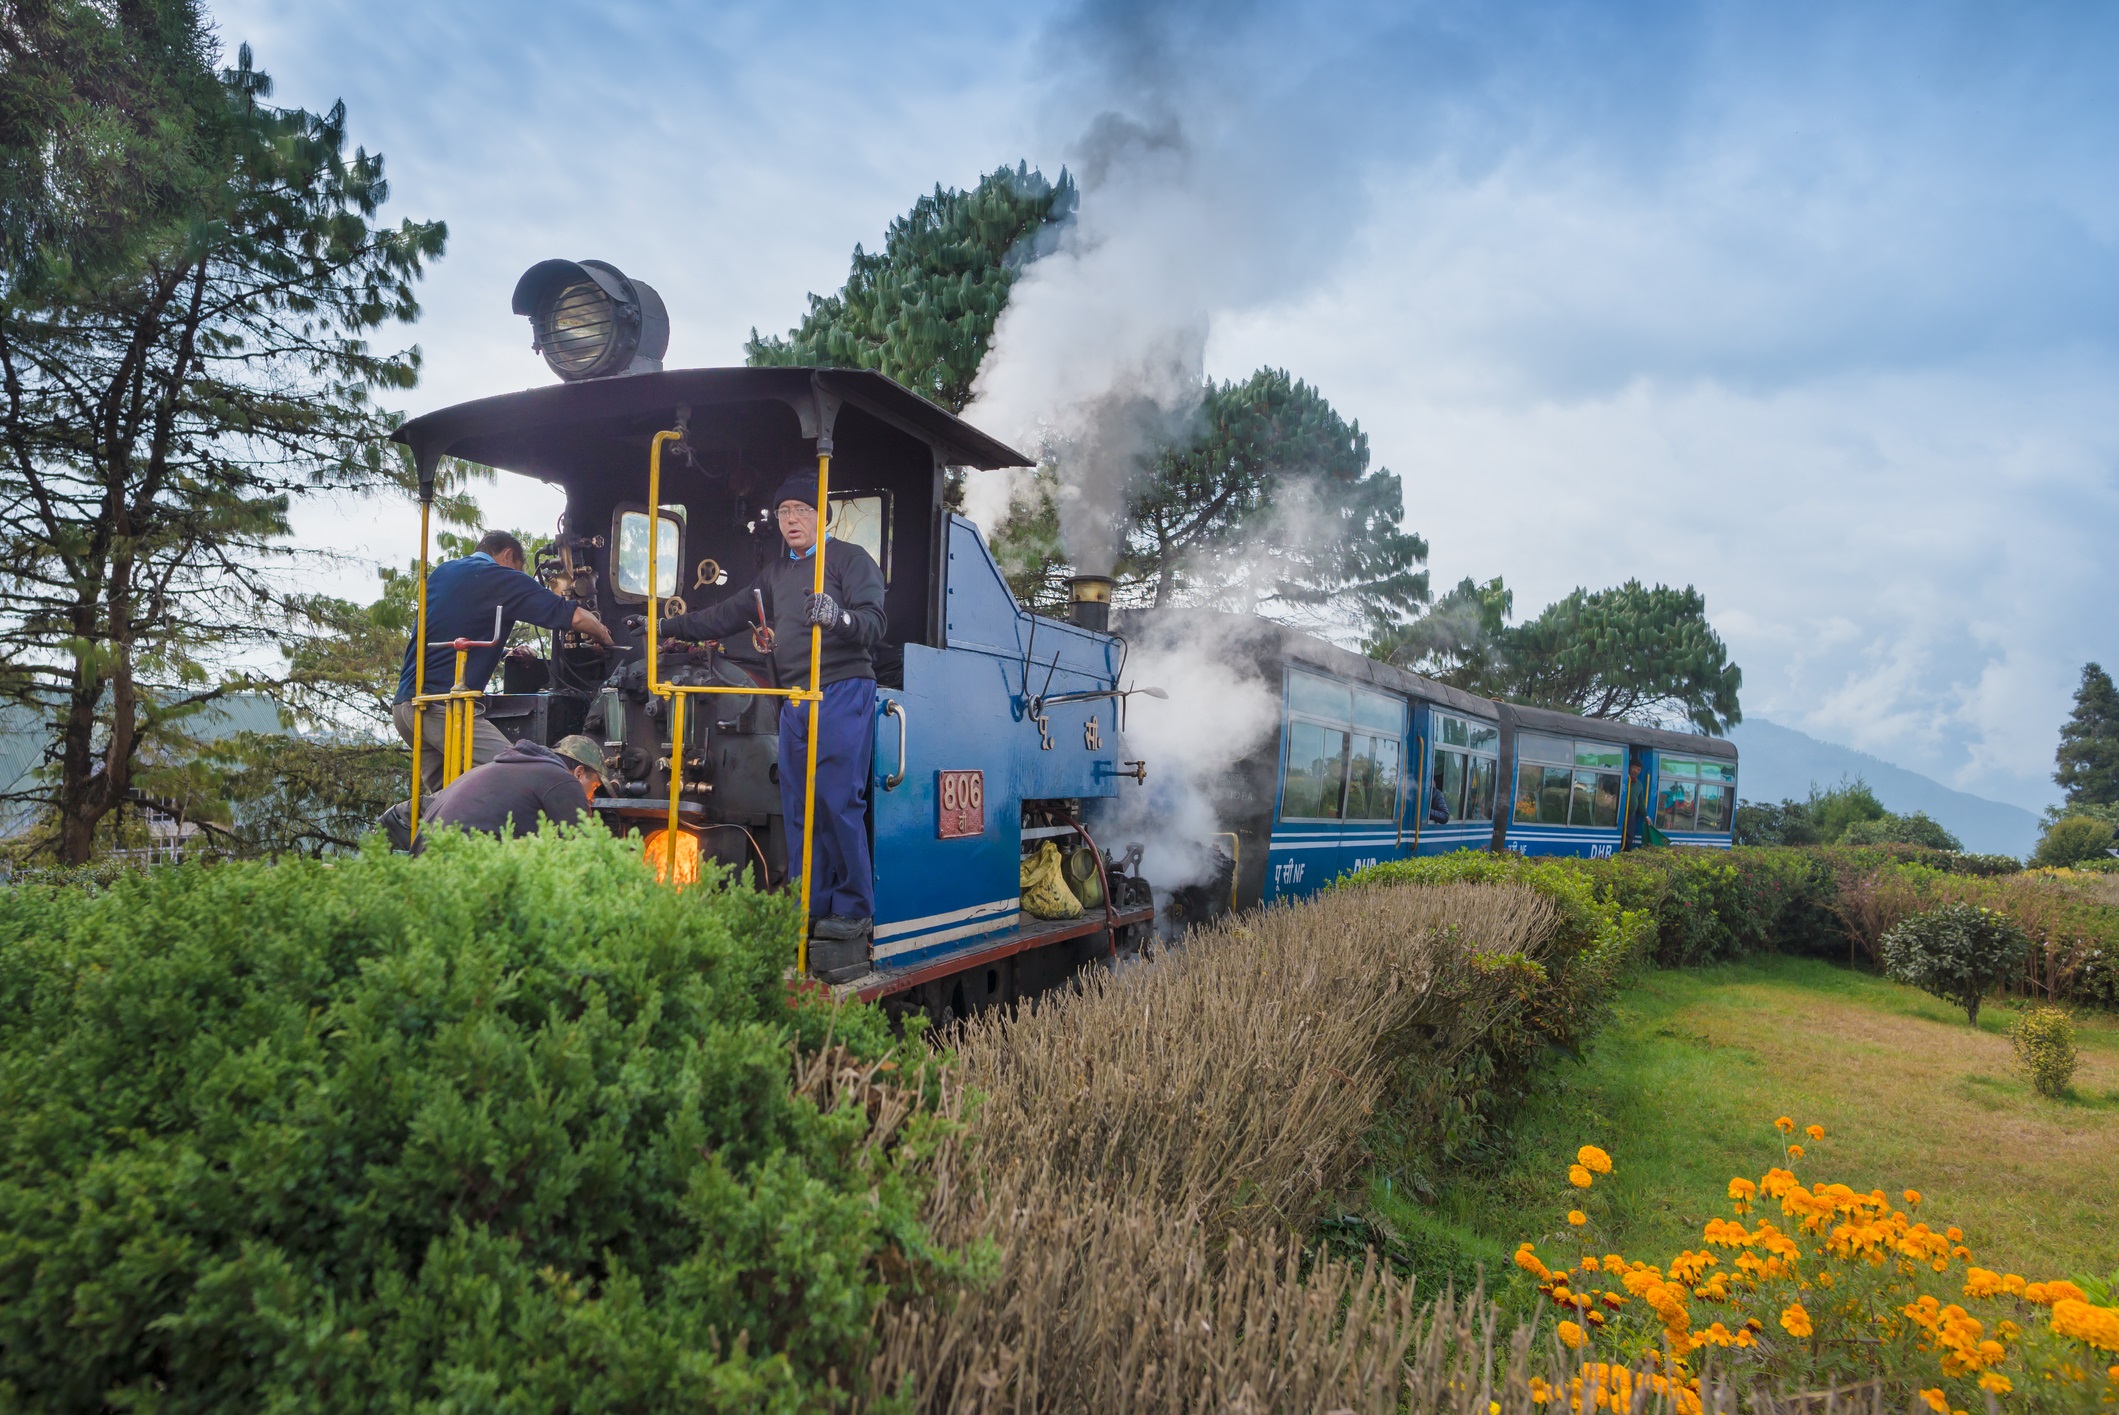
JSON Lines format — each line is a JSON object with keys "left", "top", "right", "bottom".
{"left": 1514, "top": 733, "right": 1625, "bottom": 828}
{"left": 1656, "top": 757, "right": 1698, "bottom": 831}
{"left": 1281, "top": 670, "right": 1405, "bottom": 822}
{"left": 1432, "top": 712, "right": 1500, "bottom": 822}
{"left": 1658, "top": 757, "right": 1736, "bottom": 832}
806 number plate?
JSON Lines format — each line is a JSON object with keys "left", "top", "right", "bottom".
{"left": 936, "top": 770, "right": 984, "bottom": 839}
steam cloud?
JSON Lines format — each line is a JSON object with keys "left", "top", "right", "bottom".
{"left": 960, "top": 3, "right": 1389, "bottom": 573}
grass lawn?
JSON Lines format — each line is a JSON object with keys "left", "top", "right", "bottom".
{"left": 1377, "top": 955, "right": 2119, "bottom": 1292}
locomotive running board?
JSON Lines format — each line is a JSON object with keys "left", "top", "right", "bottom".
{"left": 833, "top": 902, "right": 1155, "bottom": 1003}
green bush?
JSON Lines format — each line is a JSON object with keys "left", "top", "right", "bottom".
{"left": 1840, "top": 810, "right": 1963, "bottom": 852}
{"left": 2033, "top": 816, "right": 2118, "bottom": 869}
{"left": 2009, "top": 1006, "right": 2080, "bottom": 1098}
{"left": 1879, "top": 902, "right": 2030, "bottom": 1026}
{"left": 0, "top": 827, "right": 949, "bottom": 1412}
{"left": 1585, "top": 847, "right": 1840, "bottom": 966}
{"left": 1335, "top": 852, "right": 1654, "bottom": 1146}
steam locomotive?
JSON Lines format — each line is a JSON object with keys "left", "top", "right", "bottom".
{"left": 391, "top": 258, "right": 1734, "bottom": 1026}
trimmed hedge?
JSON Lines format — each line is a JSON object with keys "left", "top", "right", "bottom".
{"left": 1351, "top": 845, "right": 2119, "bottom": 1008}
{"left": 0, "top": 827, "right": 947, "bottom": 1412}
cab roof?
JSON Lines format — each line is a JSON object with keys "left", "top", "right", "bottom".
{"left": 390, "top": 366, "right": 1031, "bottom": 499}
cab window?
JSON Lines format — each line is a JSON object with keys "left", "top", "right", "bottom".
{"left": 612, "top": 505, "right": 684, "bottom": 601}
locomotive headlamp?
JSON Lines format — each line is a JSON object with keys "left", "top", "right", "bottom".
{"left": 510, "top": 258, "right": 669, "bottom": 381}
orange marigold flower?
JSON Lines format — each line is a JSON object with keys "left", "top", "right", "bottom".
{"left": 1569, "top": 1164, "right": 1594, "bottom": 1189}
{"left": 1919, "top": 1389, "right": 1947, "bottom": 1414}
{"left": 2026, "top": 1280, "right": 2088, "bottom": 1308}
{"left": 1946, "top": 1226, "right": 1963, "bottom": 1242}
{"left": 1727, "top": 1177, "right": 1757, "bottom": 1202}
{"left": 1787, "top": 1144, "right": 1805, "bottom": 1159}
{"left": 1963, "top": 1268, "right": 2006, "bottom": 1299}
{"left": 1976, "top": 1373, "right": 2011, "bottom": 1396}
{"left": 1578, "top": 1145, "right": 1614, "bottom": 1175}
{"left": 1775, "top": 1116, "right": 1795, "bottom": 1133}
{"left": 1527, "top": 1377, "right": 1553, "bottom": 1405}
{"left": 1568, "top": 1210, "right": 1588, "bottom": 1227}
{"left": 1903, "top": 1189, "right": 1922, "bottom": 1207}
{"left": 1558, "top": 1319, "right": 1587, "bottom": 1350}
{"left": 1780, "top": 1303, "right": 1813, "bottom": 1338}
{"left": 2050, "top": 1297, "right": 2119, "bottom": 1352}
{"left": 1806, "top": 1124, "right": 1824, "bottom": 1141}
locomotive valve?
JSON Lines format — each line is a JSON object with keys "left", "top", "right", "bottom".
{"left": 1122, "top": 760, "right": 1148, "bottom": 784}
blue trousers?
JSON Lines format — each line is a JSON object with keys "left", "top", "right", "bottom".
{"left": 780, "top": 677, "right": 875, "bottom": 920}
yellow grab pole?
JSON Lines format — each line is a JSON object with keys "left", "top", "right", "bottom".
{"left": 666, "top": 691, "right": 684, "bottom": 881}
{"left": 410, "top": 498, "right": 432, "bottom": 840}
{"left": 796, "top": 450, "right": 829, "bottom": 976}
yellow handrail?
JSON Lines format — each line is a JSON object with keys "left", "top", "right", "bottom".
{"left": 644, "top": 429, "right": 827, "bottom": 976}
{"left": 409, "top": 498, "right": 431, "bottom": 841}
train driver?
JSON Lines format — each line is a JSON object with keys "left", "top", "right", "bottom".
{"left": 656, "top": 470, "right": 888, "bottom": 980}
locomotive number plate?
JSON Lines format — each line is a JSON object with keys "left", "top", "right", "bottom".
{"left": 936, "top": 770, "right": 985, "bottom": 839}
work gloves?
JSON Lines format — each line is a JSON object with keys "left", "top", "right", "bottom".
{"left": 805, "top": 592, "right": 855, "bottom": 636}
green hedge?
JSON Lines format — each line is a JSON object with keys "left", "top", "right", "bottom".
{"left": 1337, "top": 853, "right": 1655, "bottom": 1164}
{"left": 0, "top": 828, "right": 948, "bottom": 1412}
{"left": 1348, "top": 846, "right": 2119, "bottom": 1008}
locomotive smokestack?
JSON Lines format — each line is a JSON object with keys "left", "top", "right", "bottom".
{"left": 1067, "top": 575, "right": 1114, "bottom": 632}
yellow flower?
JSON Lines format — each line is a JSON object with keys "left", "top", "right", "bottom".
{"left": 1558, "top": 1319, "right": 1587, "bottom": 1350}
{"left": 1780, "top": 1303, "right": 1813, "bottom": 1338}
{"left": 1977, "top": 1374, "right": 2012, "bottom": 1396}
{"left": 1569, "top": 1164, "right": 1594, "bottom": 1189}
{"left": 1568, "top": 1210, "right": 1588, "bottom": 1226}
{"left": 1919, "top": 1389, "right": 1947, "bottom": 1414}
{"left": 1805, "top": 1124, "right": 1824, "bottom": 1141}
{"left": 1775, "top": 1116, "right": 1795, "bottom": 1133}
{"left": 1577, "top": 1145, "right": 1614, "bottom": 1174}
{"left": 1490, "top": 1404, "right": 1501, "bottom": 1414}
{"left": 1528, "top": 1377, "right": 1553, "bottom": 1405}
{"left": 1787, "top": 1144, "right": 1805, "bottom": 1159}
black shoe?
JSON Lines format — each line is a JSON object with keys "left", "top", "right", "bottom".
{"left": 811, "top": 914, "right": 874, "bottom": 942}
{"left": 809, "top": 935, "right": 872, "bottom": 984}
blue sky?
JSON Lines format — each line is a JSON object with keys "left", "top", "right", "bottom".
{"left": 220, "top": 0, "right": 2117, "bottom": 812}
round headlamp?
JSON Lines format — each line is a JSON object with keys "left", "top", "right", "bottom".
{"left": 510, "top": 259, "right": 669, "bottom": 381}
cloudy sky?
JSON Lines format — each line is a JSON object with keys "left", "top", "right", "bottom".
{"left": 218, "top": 0, "right": 2116, "bottom": 813}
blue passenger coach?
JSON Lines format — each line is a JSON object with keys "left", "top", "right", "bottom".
{"left": 1107, "top": 609, "right": 1737, "bottom": 919}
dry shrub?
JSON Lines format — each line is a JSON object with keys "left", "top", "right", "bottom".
{"left": 861, "top": 884, "right": 1562, "bottom": 1413}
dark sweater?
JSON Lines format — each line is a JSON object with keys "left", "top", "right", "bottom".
{"left": 659, "top": 538, "right": 886, "bottom": 688}
{"left": 395, "top": 553, "right": 577, "bottom": 703}
{"left": 418, "top": 740, "right": 591, "bottom": 848}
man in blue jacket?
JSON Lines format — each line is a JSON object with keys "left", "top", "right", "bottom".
{"left": 657, "top": 471, "right": 886, "bottom": 980}
{"left": 393, "top": 530, "right": 615, "bottom": 789}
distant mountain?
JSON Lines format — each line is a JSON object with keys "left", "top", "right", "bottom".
{"left": 1726, "top": 717, "right": 2042, "bottom": 858}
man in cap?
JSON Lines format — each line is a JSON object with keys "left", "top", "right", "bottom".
{"left": 655, "top": 467, "right": 887, "bottom": 982}
{"left": 391, "top": 529, "right": 616, "bottom": 789}
{"left": 407, "top": 732, "right": 613, "bottom": 850}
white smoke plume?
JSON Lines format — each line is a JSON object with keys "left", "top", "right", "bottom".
{"left": 1093, "top": 612, "right": 1281, "bottom": 893}
{"left": 959, "top": 2, "right": 1389, "bottom": 567}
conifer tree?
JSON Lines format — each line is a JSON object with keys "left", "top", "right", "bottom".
{"left": 744, "top": 163, "right": 1074, "bottom": 413}
{"left": 0, "top": 11, "right": 444, "bottom": 862}
{"left": 2055, "top": 662, "right": 2119, "bottom": 807}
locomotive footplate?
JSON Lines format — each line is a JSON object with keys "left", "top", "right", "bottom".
{"left": 833, "top": 901, "right": 1156, "bottom": 1004}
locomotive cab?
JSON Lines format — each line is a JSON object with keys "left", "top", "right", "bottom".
{"left": 393, "top": 360, "right": 1156, "bottom": 1009}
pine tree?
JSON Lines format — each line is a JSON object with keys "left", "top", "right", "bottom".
{"left": 744, "top": 163, "right": 1074, "bottom": 413}
{"left": 1119, "top": 368, "right": 1430, "bottom": 623}
{"left": 1499, "top": 581, "right": 1743, "bottom": 735}
{"left": 2055, "top": 662, "right": 2119, "bottom": 807}
{"left": 0, "top": 15, "right": 444, "bottom": 862}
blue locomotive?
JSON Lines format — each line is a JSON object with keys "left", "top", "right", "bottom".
{"left": 390, "top": 258, "right": 1733, "bottom": 1024}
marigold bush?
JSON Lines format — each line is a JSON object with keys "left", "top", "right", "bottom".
{"left": 1513, "top": 1117, "right": 2119, "bottom": 1412}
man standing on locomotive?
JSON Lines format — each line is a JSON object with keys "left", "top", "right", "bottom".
{"left": 656, "top": 470, "right": 887, "bottom": 980}
{"left": 391, "top": 530, "right": 616, "bottom": 787}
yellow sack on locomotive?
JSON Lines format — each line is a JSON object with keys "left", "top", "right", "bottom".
{"left": 1019, "top": 840, "right": 1083, "bottom": 920}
